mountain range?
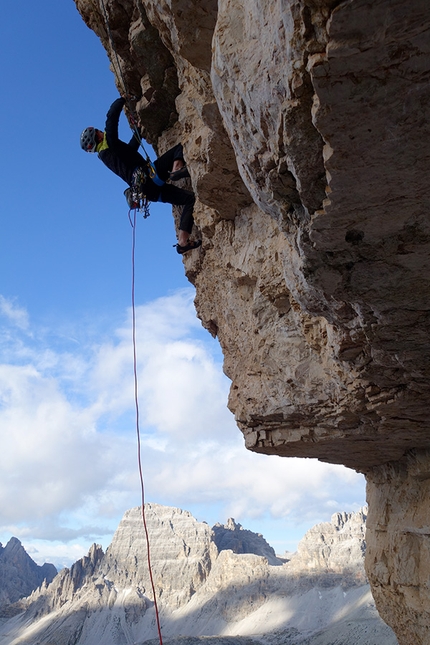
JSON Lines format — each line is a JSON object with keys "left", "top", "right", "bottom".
{"left": 0, "top": 505, "right": 397, "bottom": 645}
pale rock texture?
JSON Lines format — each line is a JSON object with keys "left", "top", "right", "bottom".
{"left": 72, "top": 0, "right": 430, "bottom": 642}
{"left": 0, "top": 505, "right": 397, "bottom": 645}
{"left": 103, "top": 504, "right": 215, "bottom": 610}
{"left": 366, "top": 450, "right": 430, "bottom": 645}
{"left": 289, "top": 508, "right": 367, "bottom": 582}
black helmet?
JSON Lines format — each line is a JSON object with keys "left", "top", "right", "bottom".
{"left": 80, "top": 127, "right": 97, "bottom": 152}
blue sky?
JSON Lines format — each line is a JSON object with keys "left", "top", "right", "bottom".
{"left": 0, "top": 1, "right": 366, "bottom": 570}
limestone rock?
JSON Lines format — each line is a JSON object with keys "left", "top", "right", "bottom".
{"left": 73, "top": 1, "right": 430, "bottom": 464}
{"left": 289, "top": 508, "right": 367, "bottom": 585}
{"left": 366, "top": 450, "right": 430, "bottom": 645}
{"left": 102, "top": 504, "right": 215, "bottom": 609}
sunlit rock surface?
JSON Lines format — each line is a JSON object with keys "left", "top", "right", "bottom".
{"left": 73, "top": 1, "right": 430, "bottom": 642}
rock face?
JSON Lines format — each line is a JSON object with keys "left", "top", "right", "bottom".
{"left": 0, "top": 537, "right": 56, "bottom": 610}
{"left": 212, "top": 518, "right": 283, "bottom": 566}
{"left": 0, "top": 505, "right": 397, "bottom": 645}
{"left": 73, "top": 1, "right": 430, "bottom": 642}
{"left": 366, "top": 451, "right": 430, "bottom": 645}
{"left": 290, "top": 508, "right": 367, "bottom": 581}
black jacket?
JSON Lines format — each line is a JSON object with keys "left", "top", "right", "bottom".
{"left": 98, "top": 98, "right": 146, "bottom": 186}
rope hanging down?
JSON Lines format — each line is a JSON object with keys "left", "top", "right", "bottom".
{"left": 130, "top": 209, "right": 163, "bottom": 645}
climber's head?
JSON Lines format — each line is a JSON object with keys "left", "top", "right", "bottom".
{"left": 80, "top": 127, "right": 102, "bottom": 153}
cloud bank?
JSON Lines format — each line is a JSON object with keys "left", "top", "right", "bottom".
{"left": 0, "top": 290, "right": 365, "bottom": 567}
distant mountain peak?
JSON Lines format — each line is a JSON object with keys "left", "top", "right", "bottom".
{"left": 212, "top": 517, "right": 282, "bottom": 566}
{"left": 0, "top": 537, "right": 57, "bottom": 608}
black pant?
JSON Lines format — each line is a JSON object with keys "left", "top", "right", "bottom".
{"left": 158, "top": 184, "right": 195, "bottom": 234}
{"left": 143, "top": 144, "right": 195, "bottom": 234}
{"left": 154, "top": 144, "right": 184, "bottom": 181}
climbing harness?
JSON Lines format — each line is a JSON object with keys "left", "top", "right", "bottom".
{"left": 99, "top": 1, "right": 163, "bottom": 643}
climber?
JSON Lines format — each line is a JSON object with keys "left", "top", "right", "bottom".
{"left": 80, "top": 97, "right": 201, "bottom": 254}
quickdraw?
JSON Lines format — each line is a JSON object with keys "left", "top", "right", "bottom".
{"left": 130, "top": 167, "right": 151, "bottom": 219}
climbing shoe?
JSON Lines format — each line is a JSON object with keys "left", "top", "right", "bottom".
{"left": 169, "top": 166, "right": 190, "bottom": 181}
{"left": 175, "top": 240, "right": 202, "bottom": 254}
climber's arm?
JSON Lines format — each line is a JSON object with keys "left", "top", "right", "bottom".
{"left": 104, "top": 97, "right": 126, "bottom": 149}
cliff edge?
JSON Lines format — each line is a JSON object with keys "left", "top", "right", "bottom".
{"left": 73, "top": 1, "right": 430, "bottom": 643}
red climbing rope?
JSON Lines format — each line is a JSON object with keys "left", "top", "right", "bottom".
{"left": 130, "top": 208, "right": 164, "bottom": 645}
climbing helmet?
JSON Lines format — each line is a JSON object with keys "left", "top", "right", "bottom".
{"left": 80, "top": 127, "right": 98, "bottom": 153}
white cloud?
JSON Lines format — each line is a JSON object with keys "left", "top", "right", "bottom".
{"left": 146, "top": 440, "right": 364, "bottom": 525}
{"left": 0, "top": 288, "right": 366, "bottom": 563}
{"left": 0, "top": 295, "right": 29, "bottom": 330}
{"left": 0, "top": 363, "right": 134, "bottom": 524}
{"left": 22, "top": 540, "right": 95, "bottom": 570}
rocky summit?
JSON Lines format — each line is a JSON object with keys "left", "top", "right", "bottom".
{"left": 72, "top": 1, "right": 430, "bottom": 643}
{"left": 0, "top": 537, "right": 56, "bottom": 612}
{"left": 0, "top": 504, "right": 397, "bottom": 645}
